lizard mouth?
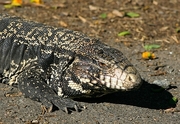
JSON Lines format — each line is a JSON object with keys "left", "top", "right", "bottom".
{"left": 97, "top": 66, "right": 142, "bottom": 91}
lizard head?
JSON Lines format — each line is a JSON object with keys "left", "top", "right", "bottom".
{"left": 62, "top": 41, "right": 142, "bottom": 97}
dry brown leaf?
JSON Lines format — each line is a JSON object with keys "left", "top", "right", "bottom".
{"left": 153, "top": 0, "right": 158, "bottom": 5}
{"left": 78, "top": 16, "right": 87, "bottom": 23}
{"left": 59, "top": 21, "right": 68, "bottom": 27}
{"left": 112, "top": 10, "right": 124, "bottom": 17}
{"left": 89, "top": 5, "right": 100, "bottom": 11}
{"left": 107, "top": 13, "right": 115, "bottom": 18}
{"left": 160, "top": 26, "right": 169, "bottom": 31}
{"left": 164, "top": 108, "right": 175, "bottom": 113}
{"left": 171, "top": 35, "right": 179, "bottom": 43}
{"left": 61, "top": 12, "right": 69, "bottom": 16}
{"left": 52, "top": 15, "right": 59, "bottom": 19}
{"left": 93, "top": 20, "right": 104, "bottom": 25}
{"left": 0, "top": 1, "right": 11, "bottom": 4}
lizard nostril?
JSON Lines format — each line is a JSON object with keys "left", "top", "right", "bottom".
{"left": 126, "top": 74, "right": 136, "bottom": 83}
{"left": 128, "top": 76, "right": 132, "bottom": 81}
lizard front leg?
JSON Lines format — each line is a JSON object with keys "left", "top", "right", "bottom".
{"left": 17, "top": 68, "right": 81, "bottom": 113}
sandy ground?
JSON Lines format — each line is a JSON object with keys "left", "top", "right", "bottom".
{"left": 0, "top": 0, "right": 180, "bottom": 123}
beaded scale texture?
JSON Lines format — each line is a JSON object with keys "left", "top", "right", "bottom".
{"left": 0, "top": 14, "right": 142, "bottom": 113}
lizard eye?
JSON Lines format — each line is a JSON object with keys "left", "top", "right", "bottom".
{"left": 99, "top": 62, "right": 106, "bottom": 66}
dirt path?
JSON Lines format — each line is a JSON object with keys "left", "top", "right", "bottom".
{"left": 0, "top": 0, "right": 180, "bottom": 123}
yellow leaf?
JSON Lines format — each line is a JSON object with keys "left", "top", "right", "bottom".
{"left": 4, "top": 5, "right": 14, "bottom": 9}
{"left": 11, "top": 0, "right": 22, "bottom": 6}
{"left": 30, "top": 0, "right": 43, "bottom": 4}
{"left": 142, "top": 52, "right": 156, "bottom": 59}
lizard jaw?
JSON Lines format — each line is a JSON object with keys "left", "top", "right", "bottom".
{"left": 99, "top": 67, "right": 142, "bottom": 91}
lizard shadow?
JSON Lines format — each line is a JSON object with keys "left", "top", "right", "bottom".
{"left": 74, "top": 80, "right": 177, "bottom": 109}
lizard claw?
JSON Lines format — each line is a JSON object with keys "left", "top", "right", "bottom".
{"left": 62, "top": 104, "right": 81, "bottom": 113}
{"left": 49, "top": 96, "right": 82, "bottom": 113}
{"left": 64, "top": 107, "right": 69, "bottom": 113}
{"left": 40, "top": 95, "right": 82, "bottom": 113}
{"left": 74, "top": 105, "right": 79, "bottom": 112}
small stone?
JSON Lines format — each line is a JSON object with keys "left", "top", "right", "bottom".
{"left": 31, "top": 120, "right": 39, "bottom": 124}
{"left": 152, "top": 79, "right": 170, "bottom": 89}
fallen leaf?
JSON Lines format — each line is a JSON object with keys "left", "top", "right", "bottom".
{"left": 164, "top": 108, "right": 176, "bottom": 113}
{"left": 61, "top": 12, "right": 69, "bottom": 16}
{"left": 52, "top": 15, "right": 59, "bottom": 19}
{"left": 126, "top": 12, "right": 140, "bottom": 18}
{"left": 160, "top": 26, "right": 169, "bottom": 31}
{"left": 78, "top": 16, "right": 87, "bottom": 23}
{"left": 107, "top": 13, "right": 115, "bottom": 18}
{"left": 93, "top": 20, "right": 104, "bottom": 25}
{"left": 89, "top": 5, "right": 99, "bottom": 11}
{"left": 12, "top": 0, "right": 22, "bottom": 6}
{"left": 30, "top": 0, "right": 43, "bottom": 4}
{"left": 153, "top": 0, "right": 158, "bottom": 5}
{"left": 4, "top": 4, "right": 14, "bottom": 8}
{"left": 59, "top": 21, "right": 68, "bottom": 27}
{"left": 0, "top": 1, "right": 11, "bottom": 4}
{"left": 4, "top": 0, "right": 22, "bottom": 8}
{"left": 118, "top": 31, "right": 131, "bottom": 36}
{"left": 144, "top": 44, "right": 160, "bottom": 50}
{"left": 169, "top": 96, "right": 178, "bottom": 105}
{"left": 112, "top": 10, "right": 124, "bottom": 17}
{"left": 100, "top": 13, "right": 107, "bottom": 19}
{"left": 171, "top": 35, "right": 179, "bottom": 43}
{"left": 142, "top": 51, "right": 156, "bottom": 59}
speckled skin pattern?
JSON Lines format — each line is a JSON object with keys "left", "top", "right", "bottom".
{"left": 0, "top": 14, "right": 142, "bottom": 113}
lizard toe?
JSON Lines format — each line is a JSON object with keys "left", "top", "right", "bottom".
{"left": 50, "top": 96, "right": 82, "bottom": 113}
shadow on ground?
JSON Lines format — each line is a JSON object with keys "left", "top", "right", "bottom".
{"left": 75, "top": 81, "right": 176, "bottom": 110}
